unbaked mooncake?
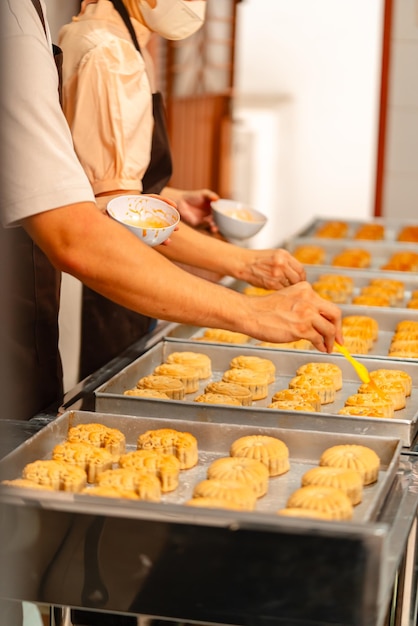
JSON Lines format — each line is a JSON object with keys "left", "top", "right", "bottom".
{"left": 204, "top": 381, "right": 253, "bottom": 406}
{"left": 268, "top": 399, "right": 317, "bottom": 412}
{"left": 197, "top": 328, "right": 250, "bottom": 344}
{"left": 344, "top": 393, "right": 394, "bottom": 419}
{"left": 123, "top": 388, "right": 170, "bottom": 399}
{"left": 395, "top": 320, "right": 418, "bottom": 334}
{"left": 270, "top": 388, "right": 321, "bottom": 412}
{"left": 292, "top": 244, "right": 326, "bottom": 265}
{"left": 194, "top": 393, "right": 242, "bottom": 406}
{"left": 318, "top": 274, "right": 354, "bottom": 295}
{"left": 67, "top": 423, "right": 126, "bottom": 462}
{"left": 192, "top": 479, "right": 257, "bottom": 510}
{"left": 257, "top": 339, "right": 314, "bottom": 351}
{"left": 207, "top": 457, "right": 269, "bottom": 498}
{"left": 230, "top": 435, "right": 289, "bottom": 477}
{"left": 369, "top": 369, "right": 412, "bottom": 396}
{"left": 312, "top": 282, "right": 350, "bottom": 304}
{"left": 357, "top": 381, "right": 406, "bottom": 411}
{"left": 136, "top": 374, "right": 185, "bottom": 400}
{"left": 337, "top": 406, "right": 388, "bottom": 418}
{"left": 165, "top": 351, "right": 212, "bottom": 379}
{"left": 314, "top": 221, "right": 348, "bottom": 238}
{"left": 301, "top": 466, "right": 363, "bottom": 505}
{"left": 286, "top": 485, "right": 353, "bottom": 520}
{"left": 137, "top": 428, "right": 198, "bottom": 469}
{"left": 52, "top": 441, "right": 113, "bottom": 483}
{"left": 341, "top": 327, "right": 374, "bottom": 352}
{"left": 288, "top": 374, "right": 336, "bottom": 404}
{"left": 319, "top": 444, "right": 380, "bottom": 485}
{"left": 222, "top": 368, "right": 269, "bottom": 400}
{"left": 153, "top": 363, "right": 199, "bottom": 393}
{"left": 296, "top": 362, "right": 343, "bottom": 391}
{"left": 119, "top": 449, "right": 180, "bottom": 492}
{"left": 331, "top": 248, "right": 371, "bottom": 269}
{"left": 229, "top": 355, "right": 276, "bottom": 384}
{"left": 22, "top": 459, "right": 87, "bottom": 493}
{"left": 96, "top": 468, "right": 161, "bottom": 501}
{"left": 389, "top": 339, "right": 418, "bottom": 358}
{"left": 342, "top": 315, "right": 379, "bottom": 340}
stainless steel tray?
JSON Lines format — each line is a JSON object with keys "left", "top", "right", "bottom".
{"left": 284, "top": 236, "right": 418, "bottom": 272}
{"left": 293, "top": 216, "right": 418, "bottom": 243}
{"left": 0, "top": 411, "right": 401, "bottom": 524}
{"left": 166, "top": 303, "right": 418, "bottom": 361}
{"left": 305, "top": 266, "right": 418, "bottom": 309}
{"left": 95, "top": 340, "right": 418, "bottom": 446}
{"left": 0, "top": 411, "right": 416, "bottom": 626}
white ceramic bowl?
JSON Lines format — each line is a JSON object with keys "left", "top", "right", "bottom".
{"left": 211, "top": 199, "right": 267, "bottom": 240}
{"left": 107, "top": 195, "right": 180, "bottom": 247}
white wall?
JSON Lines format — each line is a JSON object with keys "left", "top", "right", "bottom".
{"left": 44, "top": 0, "right": 79, "bottom": 41}
{"left": 383, "top": 0, "right": 418, "bottom": 218}
{"left": 233, "top": 0, "right": 384, "bottom": 247}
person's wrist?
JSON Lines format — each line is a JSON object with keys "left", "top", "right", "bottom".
{"left": 229, "top": 246, "right": 253, "bottom": 282}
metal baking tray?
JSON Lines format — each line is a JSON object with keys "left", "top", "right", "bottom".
{"left": 166, "top": 303, "right": 418, "bottom": 361}
{"left": 0, "top": 411, "right": 401, "bottom": 524}
{"left": 283, "top": 236, "right": 418, "bottom": 272}
{"left": 0, "top": 411, "right": 416, "bottom": 626}
{"left": 95, "top": 340, "right": 418, "bottom": 446}
{"left": 305, "top": 266, "right": 418, "bottom": 309}
{"left": 292, "top": 216, "right": 418, "bottom": 243}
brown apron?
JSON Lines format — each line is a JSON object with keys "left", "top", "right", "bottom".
{"left": 0, "top": 229, "right": 63, "bottom": 422}
{"left": 0, "top": 1, "right": 64, "bottom": 421}
{"left": 79, "top": 0, "right": 173, "bottom": 380}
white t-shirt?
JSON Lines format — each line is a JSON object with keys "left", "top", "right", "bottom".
{"left": 0, "top": 0, "right": 95, "bottom": 227}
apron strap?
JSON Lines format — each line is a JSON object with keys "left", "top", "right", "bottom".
{"left": 109, "top": 0, "right": 142, "bottom": 52}
{"left": 109, "top": 0, "right": 173, "bottom": 194}
{"left": 30, "top": 0, "right": 63, "bottom": 105}
{"left": 30, "top": 0, "right": 47, "bottom": 36}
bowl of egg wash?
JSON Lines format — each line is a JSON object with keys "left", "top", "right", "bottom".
{"left": 107, "top": 195, "right": 180, "bottom": 246}
{"left": 210, "top": 199, "right": 267, "bottom": 240}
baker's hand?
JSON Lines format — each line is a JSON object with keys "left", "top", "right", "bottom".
{"left": 238, "top": 248, "right": 306, "bottom": 290}
{"left": 175, "top": 189, "right": 219, "bottom": 233}
{"left": 246, "top": 281, "right": 343, "bottom": 353}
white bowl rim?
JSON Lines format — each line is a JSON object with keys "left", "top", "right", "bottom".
{"left": 107, "top": 195, "right": 180, "bottom": 230}
{"left": 210, "top": 199, "right": 267, "bottom": 224}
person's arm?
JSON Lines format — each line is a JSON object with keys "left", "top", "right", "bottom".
{"left": 24, "top": 202, "right": 342, "bottom": 353}
{"left": 156, "top": 220, "right": 307, "bottom": 290}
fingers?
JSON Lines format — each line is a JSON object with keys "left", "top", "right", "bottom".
{"left": 203, "top": 214, "right": 219, "bottom": 233}
{"left": 257, "top": 282, "right": 342, "bottom": 352}
{"left": 146, "top": 194, "right": 178, "bottom": 209}
{"left": 306, "top": 291, "right": 342, "bottom": 353}
{"left": 276, "top": 250, "right": 306, "bottom": 285}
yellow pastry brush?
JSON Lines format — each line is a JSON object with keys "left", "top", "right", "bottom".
{"left": 334, "top": 343, "right": 387, "bottom": 399}
{"left": 334, "top": 343, "right": 371, "bottom": 383}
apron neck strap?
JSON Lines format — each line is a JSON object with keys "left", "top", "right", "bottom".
{"left": 109, "top": 0, "right": 142, "bottom": 53}
{"left": 30, "top": 0, "right": 47, "bottom": 37}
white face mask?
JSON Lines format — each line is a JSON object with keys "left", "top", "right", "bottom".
{"left": 138, "top": 0, "right": 206, "bottom": 40}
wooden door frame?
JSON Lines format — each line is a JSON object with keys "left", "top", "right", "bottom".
{"left": 374, "top": 0, "right": 394, "bottom": 217}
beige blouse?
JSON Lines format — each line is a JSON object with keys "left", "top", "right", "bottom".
{"left": 59, "top": 0, "right": 155, "bottom": 197}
